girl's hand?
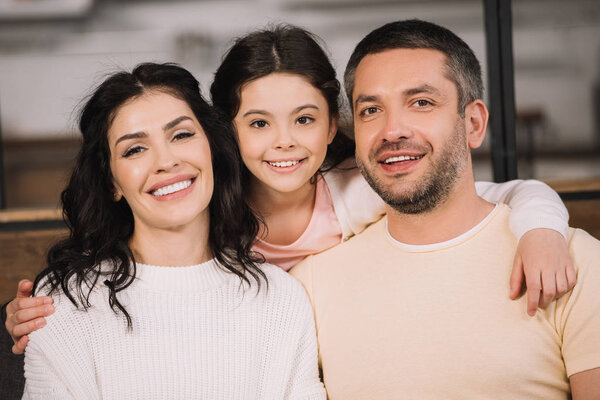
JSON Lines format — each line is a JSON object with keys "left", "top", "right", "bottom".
{"left": 509, "top": 229, "right": 576, "bottom": 316}
{"left": 4, "top": 279, "right": 54, "bottom": 354}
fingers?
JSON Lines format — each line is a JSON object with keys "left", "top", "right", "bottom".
{"left": 566, "top": 261, "right": 577, "bottom": 291}
{"left": 11, "top": 316, "right": 47, "bottom": 339}
{"left": 13, "top": 303, "right": 54, "bottom": 326}
{"left": 525, "top": 272, "right": 542, "bottom": 317}
{"left": 509, "top": 255, "right": 524, "bottom": 299}
{"left": 12, "top": 335, "right": 29, "bottom": 355}
{"left": 16, "top": 280, "right": 34, "bottom": 298}
{"left": 5, "top": 296, "right": 53, "bottom": 344}
{"left": 538, "top": 269, "right": 557, "bottom": 310}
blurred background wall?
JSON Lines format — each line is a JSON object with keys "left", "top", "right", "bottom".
{"left": 0, "top": 0, "right": 599, "bottom": 208}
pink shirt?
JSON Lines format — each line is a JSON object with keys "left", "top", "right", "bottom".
{"left": 253, "top": 175, "right": 343, "bottom": 271}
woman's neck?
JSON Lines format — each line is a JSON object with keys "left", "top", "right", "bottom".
{"left": 129, "top": 213, "right": 212, "bottom": 266}
{"left": 248, "top": 176, "right": 317, "bottom": 246}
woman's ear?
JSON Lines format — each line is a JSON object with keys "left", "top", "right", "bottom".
{"left": 464, "top": 99, "right": 489, "bottom": 149}
{"left": 113, "top": 185, "right": 123, "bottom": 202}
{"left": 328, "top": 115, "right": 339, "bottom": 145}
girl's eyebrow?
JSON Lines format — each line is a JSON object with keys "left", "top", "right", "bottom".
{"left": 292, "top": 104, "right": 319, "bottom": 114}
{"left": 242, "top": 109, "right": 271, "bottom": 118}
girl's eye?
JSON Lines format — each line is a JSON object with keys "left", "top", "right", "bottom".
{"left": 250, "top": 120, "right": 269, "bottom": 128}
{"left": 173, "top": 131, "right": 195, "bottom": 141}
{"left": 122, "top": 146, "right": 144, "bottom": 158}
{"left": 359, "top": 106, "right": 380, "bottom": 117}
{"left": 296, "top": 116, "right": 314, "bottom": 125}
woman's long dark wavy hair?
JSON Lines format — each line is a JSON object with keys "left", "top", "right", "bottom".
{"left": 210, "top": 24, "right": 355, "bottom": 182}
{"left": 33, "top": 63, "right": 265, "bottom": 327}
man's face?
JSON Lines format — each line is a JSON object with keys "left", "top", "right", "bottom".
{"left": 352, "top": 48, "right": 470, "bottom": 214}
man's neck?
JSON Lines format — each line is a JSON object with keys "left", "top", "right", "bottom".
{"left": 386, "top": 177, "right": 495, "bottom": 245}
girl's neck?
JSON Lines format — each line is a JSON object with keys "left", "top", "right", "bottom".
{"left": 129, "top": 213, "right": 212, "bottom": 266}
{"left": 248, "top": 176, "right": 317, "bottom": 245}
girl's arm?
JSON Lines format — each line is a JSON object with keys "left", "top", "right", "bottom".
{"left": 475, "top": 179, "right": 575, "bottom": 316}
{"left": 4, "top": 280, "right": 54, "bottom": 354}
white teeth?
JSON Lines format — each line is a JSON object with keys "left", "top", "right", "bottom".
{"left": 267, "top": 160, "right": 300, "bottom": 168}
{"left": 384, "top": 155, "right": 423, "bottom": 164}
{"left": 152, "top": 180, "right": 192, "bottom": 197}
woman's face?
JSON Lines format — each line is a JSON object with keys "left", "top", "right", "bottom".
{"left": 233, "top": 73, "right": 337, "bottom": 196}
{"left": 108, "top": 90, "right": 214, "bottom": 233}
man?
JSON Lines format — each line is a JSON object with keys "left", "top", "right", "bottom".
{"left": 291, "top": 19, "right": 600, "bottom": 399}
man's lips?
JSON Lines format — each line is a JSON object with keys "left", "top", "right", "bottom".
{"left": 379, "top": 154, "right": 425, "bottom": 164}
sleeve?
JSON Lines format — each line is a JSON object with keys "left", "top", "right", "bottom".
{"left": 22, "top": 340, "right": 76, "bottom": 400}
{"left": 556, "top": 229, "right": 600, "bottom": 377}
{"left": 474, "top": 179, "right": 569, "bottom": 240}
{"left": 21, "top": 297, "right": 98, "bottom": 400}
{"left": 284, "top": 278, "right": 326, "bottom": 400}
{"left": 322, "top": 160, "right": 386, "bottom": 240}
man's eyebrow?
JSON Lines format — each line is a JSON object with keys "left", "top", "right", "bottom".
{"left": 403, "top": 84, "right": 442, "bottom": 97}
{"left": 354, "top": 94, "right": 379, "bottom": 110}
{"left": 115, "top": 132, "right": 147, "bottom": 146}
{"left": 163, "top": 115, "right": 193, "bottom": 131}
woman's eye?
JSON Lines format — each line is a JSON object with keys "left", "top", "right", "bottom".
{"left": 250, "top": 120, "right": 268, "bottom": 128}
{"left": 296, "top": 116, "right": 314, "bottom": 125}
{"left": 173, "top": 131, "right": 195, "bottom": 141}
{"left": 122, "top": 146, "right": 144, "bottom": 158}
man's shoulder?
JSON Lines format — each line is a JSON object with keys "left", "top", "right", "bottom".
{"left": 567, "top": 228, "right": 600, "bottom": 270}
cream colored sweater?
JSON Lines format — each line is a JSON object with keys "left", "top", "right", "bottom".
{"left": 23, "top": 261, "right": 325, "bottom": 400}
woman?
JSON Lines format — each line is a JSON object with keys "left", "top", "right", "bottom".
{"left": 6, "top": 25, "right": 573, "bottom": 352}
{"left": 21, "top": 63, "right": 325, "bottom": 399}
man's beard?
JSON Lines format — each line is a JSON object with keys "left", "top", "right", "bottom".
{"left": 356, "top": 120, "right": 469, "bottom": 215}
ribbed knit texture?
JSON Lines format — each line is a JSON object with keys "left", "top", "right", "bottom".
{"left": 23, "top": 260, "right": 325, "bottom": 400}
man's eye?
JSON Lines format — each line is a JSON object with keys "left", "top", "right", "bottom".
{"left": 360, "top": 106, "right": 380, "bottom": 116}
{"left": 250, "top": 120, "right": 268, "bottom": 128}
{"left": 415, "top": 99, "right": 433, "bottom": 107}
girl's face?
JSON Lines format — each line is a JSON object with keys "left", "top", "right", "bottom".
{"left": 108, "top": 91, "right": 214, "bottom": 233}
{"left": 233, "top": 73, "right": 337, "bottom": 196}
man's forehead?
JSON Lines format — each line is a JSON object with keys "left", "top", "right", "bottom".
{"left": 353, "top": 48, "right": 453, "bottom": 99}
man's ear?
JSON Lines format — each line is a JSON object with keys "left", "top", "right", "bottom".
{"left": 328, "top": 115, "right": 339, "bottom": 145}
{"left": 464, "top": 99, "right": 489, "bottom": 149}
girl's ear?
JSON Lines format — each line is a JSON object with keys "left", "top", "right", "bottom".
{"left": 464, "top": 99, "right": 489, "bottom": 149}
{"left": 328, "top": 115, "right": 339, "bottom": 145}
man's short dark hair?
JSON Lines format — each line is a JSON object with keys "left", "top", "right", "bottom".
{"left": 344, "top": 19, "right": 483, "bottom": 116}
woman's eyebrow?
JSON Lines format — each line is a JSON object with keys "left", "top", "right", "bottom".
{"left": 115, "top": 131, "right": 147, "bottom": 146}
{"left": 163, "top": 115, "right": 193, "bottom": 131}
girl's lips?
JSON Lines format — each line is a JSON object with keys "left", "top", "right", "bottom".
{"left": 263, "top": 158, "right": 306, "bottom": 173}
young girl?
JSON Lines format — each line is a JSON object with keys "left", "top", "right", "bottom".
{"left": 20, "top": 63, "right": 325, "bottom": 399}
{"left": 5, "top": 26, "right": 574, "bottom": 353}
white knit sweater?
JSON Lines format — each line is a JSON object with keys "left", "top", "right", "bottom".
{"left": 23, "top": 260, "right": 325, "bottom": 400}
